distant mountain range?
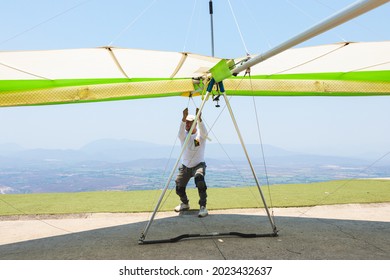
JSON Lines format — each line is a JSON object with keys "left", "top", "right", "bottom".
{"left": 0, "top": 138, "right": 388, "bottom": 166}
{"left": 1, "top": 139, "right": 389, "bottom": 194}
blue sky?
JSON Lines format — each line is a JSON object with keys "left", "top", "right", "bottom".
{"left": 0, "top": 0, "right": 389, "bottom": 159}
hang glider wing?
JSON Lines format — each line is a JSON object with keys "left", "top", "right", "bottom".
{"left": 225, "top": 41, "right": 390, "bottom": 97}
{"left": 0, "top": 47, "right": 220, "bottom": 107}
{"left": 1, "top": 41, "right": 389, "bottom": 107}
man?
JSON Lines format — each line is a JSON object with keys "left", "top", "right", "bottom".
{"left": 174, "top": 107, "right": 208, "bottom": 217}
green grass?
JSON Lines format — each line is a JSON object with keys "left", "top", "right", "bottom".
{"left": 0, "top": 179, "right": 389, "bottom": 216}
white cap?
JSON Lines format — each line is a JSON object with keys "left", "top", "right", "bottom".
{"left": 186, "top": 115, "right": 196, "bottom": 121}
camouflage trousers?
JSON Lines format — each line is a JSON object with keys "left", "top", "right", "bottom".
{"left": 175, "top": 162, "right": 207, "bottom": 207}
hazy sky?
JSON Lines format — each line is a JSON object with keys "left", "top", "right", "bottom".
{"left": 0, "top": 0, "right": 389, "bottom": 159}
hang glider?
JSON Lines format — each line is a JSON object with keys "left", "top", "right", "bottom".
{"left": 1, "top": 0, "right": 389, "bottom": 244}
{"left": 0, "top": 40, "right": 389, "bottom": 107}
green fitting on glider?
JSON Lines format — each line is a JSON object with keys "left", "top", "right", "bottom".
{"left": 210, "top": 59, "right": 234, "bottom": 82}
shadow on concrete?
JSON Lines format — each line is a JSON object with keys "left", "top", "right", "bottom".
{"left": 1, "top": 212, "right": 389, "bottom": 260}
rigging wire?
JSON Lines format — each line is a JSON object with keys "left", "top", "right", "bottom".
{"left": 0, "top": 197, "right": 72, "bottom": 234}
{"left": 248, "top": 73, "right": 275, "bottom": 215}
{"left": 154, "top": 83, "right": 267, "bottom": 217}
{"left": 183, "top": 95, "right": 228, "bottom": 259}
{"left": 241, "top": 0, "right": 273, "bottom": 50}
{"left": 285, "top": 0, "right": 347, "bottom": 42}
{"left": 182, "top": 0, "right": 199, "bottom": 52}
{"left": 192, "top": 78, "right": 267, "bottom": 208}
{"left": 0, "top": 0, "right": 93, "bottom": 47}
{"left": 187, "top": 0, "right": 203, "bottom": 54}
{"left": 227, "top": 0, "right": 250, "bottom": 55}
{"left": 199, "top": 218, "right": 227, "bottom": 260}
{"left": 297, "top": 150, "right": 390, "bottom": 218}
{"left": 314, "top": 0, "right": 384, "bottom": 41}
{"left": 108, "top": 0, "right": 158, "bottom": 46}
{"left": 144, "top": 95, "right": 197, "bottom": 220}
{"left": 187, "top": 96, "right": 258, "bottom": 259}
{"left": 144, "top": 133, "right": 179, "bottom": 221}
{"left": 190, "top": 96, "right": 261, "bottom": 197}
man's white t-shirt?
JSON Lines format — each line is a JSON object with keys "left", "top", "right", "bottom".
{"left": 178, "top": 120, "right": 207, "bottom": 168}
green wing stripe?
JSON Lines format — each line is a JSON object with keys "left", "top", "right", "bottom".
{"left": 1, "top": 71, "right": 389, "bottom": 93}
{"left": 1, "top": 71, "right": 389, "bottom": 107}
{"left": 230, "top": 70, "right": 390, "bottom": 82}
{"left": 0, "top": 79, "right": 194, "bottom": 107}
{"left": 0, "top": 78, "right": 175, "bottom": 93}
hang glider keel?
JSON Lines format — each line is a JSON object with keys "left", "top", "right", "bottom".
{"left": 138, "top": 79, "right": 278, "bottom": 245}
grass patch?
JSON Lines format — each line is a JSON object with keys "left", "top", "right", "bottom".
{"left": 0, "top": 179, "right": 389, "bottom": 216}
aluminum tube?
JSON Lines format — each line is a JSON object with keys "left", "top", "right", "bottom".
{"left": 140, "top": 91, "right": 211, "bottom": 241}
{"left": 232, "top": 0, "right": 389, "bottom": 75}
{"left": 222, "top": 92, "right": 277, "bottom": 233}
